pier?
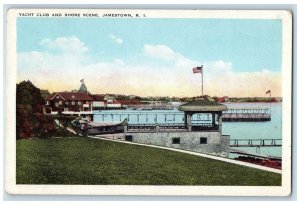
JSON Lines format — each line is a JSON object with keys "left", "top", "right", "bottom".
{"left": 127, "top": 123, "right": 187, "bottom": 132}
{"left": 230, "top": 139, "right": 282, "bottom": 166}
{"left": 122, "top": 100, "right": 230, "bottom": 157}
{"left": 222, "top": 108, "right": 271, "bottom": 121}
{"left": 230, "top": 139, "right": 282, "bottom": 147}
{"left": 127, "top": 103, "right": 174, "bottom": 110}
{"left": 93, "top": 107, "right": 271, "bottom": 124}
{"left": 94, "top": 111, "right": 185, "bottom": 124}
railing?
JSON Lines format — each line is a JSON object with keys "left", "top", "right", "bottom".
{"left": 223, "top": 113, "right": 271, "bottom": 118}
{"left": 127, "top": 123, "right": 219, "bottom": 132}
{"left": 127, "top": 104, "right": 174, "bottom": 110}
{"left": 62, "top": 111, "right": 94, "bottom": 115}
{"left": 93, "top": 109, "right": 271, "bottom": 123}
{"left": 230, "top": 139, "right": 282, "bottom": 147}
{"left": 224, "top": 108, "right": 269, "bottom": 114}
{"left": 222, "top": 113, "right": 271, "bottom": 121}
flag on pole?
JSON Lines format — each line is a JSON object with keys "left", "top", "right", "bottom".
{"left": 80, "top": 79, "right": 84, "bottom": 83}
{"left": 193, "top": 65, "right": 204, "bottom": 96}
{"left": 192, "top": 66, "right": 203, "bottom": 74}
{"left": 266, "top": 90, "right": 271, "bottom": 94}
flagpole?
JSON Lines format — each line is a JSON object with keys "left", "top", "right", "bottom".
{"left": 269, "top": 92, "right": 272, "bottom": 115}
{"left": 201, "top": 65, "right": 203, "bottom": 97}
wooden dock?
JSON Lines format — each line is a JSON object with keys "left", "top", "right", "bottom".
{"left": 230, "top": 139, "right": 282, "bottom": 163}
{"left": 93, "top": 107, "right": 271, "bottom": 123}
{"left": 230, "top": 139, "right": 282, "bottom": 147}
{"left": 223, "top": 108, "right": 271, "bottom": 121}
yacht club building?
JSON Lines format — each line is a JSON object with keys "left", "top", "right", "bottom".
{"left": 44, "top": 92, "right": 94, "bottom": 120}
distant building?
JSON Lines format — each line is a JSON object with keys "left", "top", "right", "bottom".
{"left": 90, "top": 94, "right": 106, "bottom": 110}
{"left": 216, "top": 96, "right": 229, "bottom": 103}
{"left": 104, "top": 95, "right": 115, "bottom": 104}
{"left": 129, "top": 95, "right": 137, "bottom": 99}
{"left": 44, "top": 92, "right": 93, "bottom": 114}
{"left": 120, "top": 99, "right": 141, "bottom": 106}
{"left": 107, "top": 100, "right": 122, "bottom": 108}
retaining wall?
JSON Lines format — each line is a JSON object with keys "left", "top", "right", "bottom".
{"left": 128, "top": 131, "right": 230, "bottom": 157}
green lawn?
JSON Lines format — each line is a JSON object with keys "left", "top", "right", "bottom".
{"left": 17, "top": 137, "right": 281, "bottom": 185}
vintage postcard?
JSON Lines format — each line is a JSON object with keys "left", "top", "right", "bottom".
{"left": 5, "top": 9, "right": 292, "bottom": 196}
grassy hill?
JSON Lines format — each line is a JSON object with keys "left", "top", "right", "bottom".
{"left": 17, "top": 137, "right": 281, "bottom": 185}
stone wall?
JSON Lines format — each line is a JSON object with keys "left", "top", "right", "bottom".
{"left": 128, "top": 131, "right": 230, "bottom": 157}
{"left": 220, "top": 135, "right": 230, "bottom": 157}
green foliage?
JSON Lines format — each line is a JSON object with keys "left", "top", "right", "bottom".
{"left": 16, "top": 80, "right": 57, "bottom": 139}
{"left": 17, "top": 81, "right": 44, "bottom": 109}
{"left": 17, "top": 138, "right": 281, "bottom": 185}
{"left": 40, "top": 89, "right": 50, "bottom": 99}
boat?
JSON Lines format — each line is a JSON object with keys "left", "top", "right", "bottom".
{"left": 71, "top": 117, "right": 127, "bottom": 136}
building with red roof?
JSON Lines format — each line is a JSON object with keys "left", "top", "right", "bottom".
{"left": 44, "top": 92, "right": 94, "bottom": 114}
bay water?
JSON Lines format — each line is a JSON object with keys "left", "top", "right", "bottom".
{"left": 94, "top": 102, "right": 282, "bottom": 158}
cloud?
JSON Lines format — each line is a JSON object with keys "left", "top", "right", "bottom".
{"left": 143, "top": 44, "right": 179, "bottom": 61}
{"left": 203, "top": 68, "right": 280, "bottom": 97}
{"left": 113, "top": 59, "right": 126, "bottom": 65}
{"left": 39, "top": 36, "right": 88, "bottom": 54}
{"left": 109, "top": 34, "right": 123, "bottom": 44}
{"left": 17, "top": 38, "right": 281, "bottom": 97}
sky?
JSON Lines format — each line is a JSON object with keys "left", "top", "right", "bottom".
{"left": 17, "top": 17, "right": 282, "bottom": 97}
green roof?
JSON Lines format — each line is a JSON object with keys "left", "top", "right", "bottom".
{"left": 178, "top": 100, "right": 227, "bottom": 112}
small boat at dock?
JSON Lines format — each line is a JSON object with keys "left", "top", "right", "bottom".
{"left": 71, "top": 117, "right": 127, "bottom": 135}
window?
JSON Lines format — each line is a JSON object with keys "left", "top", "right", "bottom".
{"left": 71, "top": 101, "right": 75, "bottom": 105}
{"left": 45, "top": 101, "right": 50, "bottom": 105}
{"left": 172, "top": 137, "right": 180, "bottom": 144}
{"left": 59, "top": 100, "right": 63, "bottom": 105}
{"left": 78, "top": 101, "right": 81, "bottom": 105}
{"left": 125, "top": 135, "right": 133, "bottom": 142}
{"left": 200, "top": 137, "right": 207, "bottom": 144}
{"left": 65, "top": 101, "right": 69, "bottom": 105}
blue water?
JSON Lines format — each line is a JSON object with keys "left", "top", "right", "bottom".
{"left": 94, "top": 102, "right": 282, "bottom": 158}
{"left": 223, "top": 103, "right": 282, "bottom": 158}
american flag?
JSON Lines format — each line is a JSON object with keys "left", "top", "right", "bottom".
{"left": 192, "top": 66, "right": 203, "bottom": 74}
{"left": 266, "top": 90, "right": 271, "bottom": 94}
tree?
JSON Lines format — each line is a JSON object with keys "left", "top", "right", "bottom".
{"left": 16, "top": 80, "right": 56, "bottom": 139}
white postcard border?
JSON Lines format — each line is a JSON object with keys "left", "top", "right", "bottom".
{"left": 5, "top": 9, "right": 293, "bottom": 196}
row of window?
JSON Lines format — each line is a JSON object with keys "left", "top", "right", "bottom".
{"left": 172, "top": 137, "right": 208, "bottom": 144}
{"left": 46, "top": 101, "right": 90, "bottom": 106}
